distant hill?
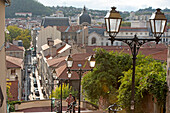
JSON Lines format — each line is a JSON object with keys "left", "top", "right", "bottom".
{"left": 48, "top": 6, "right": 107, "bottom": 18}
{"left": 5, "top": 0, "right": 52, "bottom": 18}
{"left": 136, "top": 7, "right": 170, "bottom": 21}
{"left": 5, "top": 1, "right": 170, "bottom": 21}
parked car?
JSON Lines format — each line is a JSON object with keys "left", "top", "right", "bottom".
{"left": 34, "top": 87, "right": 38, "bottom": 92}
{"left": 35, "top": 91, "right": 40, "bottom": 96}
{"left": 33, "top": 73, "right": 36, "bottom": 78}
{"left": 27, "top": 68, "right": 31, "bottom": 73}
{"left": 33, "top": 78, "right": 37, "bottom": 83}
{"left": 36, "top": 97, "right": 40, "bottom": 100}
{"left": 34, "top": 83, "right": 37, "bottom": 87}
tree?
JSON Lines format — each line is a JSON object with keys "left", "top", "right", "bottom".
{"left": 7, "top": 26, "right": 32, "bottom": 49}
{"left": 82, "top": 48, "right": 132, "bottom": 110}
{"left": 118, "top": 55, "right": 167, "bottom": 112}
{"left": 52, "top": 83, "right": 78, "bottom": 99}
{"left": 7, "top": 26, "right": 22, "bottom": 41}
{"left": 168, "top": 23, "right": 170, "bottom": 27}
{"left": 15, "top": 35, "right": 30, "bottom": 49}
{"left": 121, "top": 21, "right": 131, "bottom": 27}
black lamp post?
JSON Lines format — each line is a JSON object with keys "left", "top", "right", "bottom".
{"left": 105, "top": 7, "right": 167, "bottom": 112}
{"left": 45, "top": 69, "right": 57, "bottom": 112}
{"left": 56, "top": 76, "right": 71, "bottom": 113}
{"left": 66, "top": 55, "right": 96, "bottom": 113}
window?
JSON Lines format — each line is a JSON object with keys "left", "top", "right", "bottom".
{"left": 126, "top": 33, "right": 128, "bottom": 35}
{"left": 106, "top": 42, "right": 108, "bottom": 46}
{"left": 131, "top": 33, "right": 133, "bottom": 35}
{"left": 140, "top": 33, "right": 143, "bottom": 35}
{"left": 116, "top": 42, "right": 119, "bottom": 46}
{"left": 91, "top": 37, "right": 96, "bottom": 44}
{"left": 11, "top": 69, "right": 16, "bottom": 75}
{"left": 101, "top": 42, "right": 103, "bottom": 46}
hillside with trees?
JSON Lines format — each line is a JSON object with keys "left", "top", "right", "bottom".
{"left": 5, "top": 0, "right": 170, "bottom": 21}
{"left": 5, "top": 0, "right": 52, "bottom": 18}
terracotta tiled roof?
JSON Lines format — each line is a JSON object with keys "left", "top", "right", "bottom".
{"left": 7, "top": 80, "right": 18, "bottom": 101}
{"left": 51, "top": 53, "right": 94, "bottom": 80}
{"left": 6, "top": 56, "right": 23, "bottom": 68}
{"left": 56, "top": 26, "right": 68, "bottom": 32}
{"left": 54, "top": 39, "right": 62, "bottom": 46}
{"left": 6, "top": 43, "right": 24, "bottom": 51}
{"left": 86, "top": 43, "right": 167, "bottom": 61}
{"left": 47, "top": 56, "right": 67, "bottom": 67}
{"left": 57, "top": 44, "right": 71, "bottom": 54}
{"left": 150, "top": 49, "right": 167, "bottom": 61}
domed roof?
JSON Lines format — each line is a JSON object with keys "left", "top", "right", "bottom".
{"left": 79, "top": 6, "right": 91, "bottom": 25}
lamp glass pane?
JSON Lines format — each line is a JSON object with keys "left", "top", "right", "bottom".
{"left": 56, "top": 80, "right": 59, "bottom": 84}
{"left": 90, "top": 61, "right": 96, "bottom": 68}
{"left": 150, "top": 20, "right": 155, "bottom": 33}
{"left": 105, "top": 18, "right": 109, "bottom": 32}
{"left": 67, "top": 61, "right": 73, "bottom": 68}
{"left": 53, "top": 74, "right": 56, "bottom": 79}
{"left": 68, "top": 73, "right": 72, "bottom": 78}
{"left": 45, "top": 80, "right": 48, "bottom": 84}
{"left": 155, "top": 20, "right": 161, "bottom": 33}
{"left": 116, "top": 19, "right": 121, "bottom": 32}
{"left": 161, "top": 20, "right": 166, "bottom": 33}
{"left": 110, "top": 19, "right": 117, "bottom": 32}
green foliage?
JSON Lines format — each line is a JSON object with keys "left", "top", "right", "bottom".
{"left": 121, "top": 21, "right": 131, "bottom": 27}
{"left": 168, "top": 23, "right": 170, "bottom": 27}
{"left": 8, "top": 101, "right": 22, "bottom": 112}
{"left": 7, "top": 26, "right": 22, "bottom": 40}
{"left": 6, "top": 26, "right": 31, "bottom": 49}
{"left": 82, "top": 48, "right": 132, "bottom": 104}
{"left": 52, "top": 83, "right": 78, "bottom": 99}
{"left": 118, "top": 55, "right": 167, "bottom": 110}
{"left": 5, "top": 0, "right": 52, "bottom": 18}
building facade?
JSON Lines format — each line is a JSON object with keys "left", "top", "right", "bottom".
{"left": 37, "top": 26, "right": 61, "bottom": 53}
{"left": 6, "top": 56, "right": 23, "bottom": 100}
{"left": 0, "top": 0, "right": 10, "bottom": 113}
{"left": 6, "top": 43, "right": 25, "bottom": 59}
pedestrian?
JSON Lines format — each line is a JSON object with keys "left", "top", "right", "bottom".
{"left": 72, "top": 95, "right": 77, "bottom": 113}
{"left": 66, "top": 93, "right": 74, "bottom": 112}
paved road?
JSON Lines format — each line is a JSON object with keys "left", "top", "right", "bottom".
{"left": 28, "top": 50, "right": 44, "bottom": 100}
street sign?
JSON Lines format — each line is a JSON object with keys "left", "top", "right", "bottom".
{"left": 78, "top": 64, "right": 82, "bottom": 67}
{"left": 0, "top": 86, "right": 4, "bottom": 107}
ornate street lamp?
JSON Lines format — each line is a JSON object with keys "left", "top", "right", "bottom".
{"left": 66, "top": 55, "right": 73, "bottom": 68}
{"left": 105, "top": 7, "right": 167, "bottom": 113}
{"left": 45, "top": 69, "right": 58, "bottom": 112}
{"left": 67, "top": 71, "right": 72, "bottom": 78}
{"left": 104, "top": 7, "right": 122, "bottom": 44}
{"left": 150, "top": 8, "right": 167, "bottom": 43}
{"left": 89, "top": 55, "right": 96, "bottom": 68}
{"left": 66, "top": 55, "right": 96, "bottom": 113}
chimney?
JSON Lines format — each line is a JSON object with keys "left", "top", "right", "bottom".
{"left": 51, "top": 46, "right": 56, "bottom": 57}
{"left": 47, "top": 38, "right": 53, "bottom": 46}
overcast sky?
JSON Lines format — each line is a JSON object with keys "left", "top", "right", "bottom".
{"left": 37, "top": 0, "right": 170, "bottom": 11}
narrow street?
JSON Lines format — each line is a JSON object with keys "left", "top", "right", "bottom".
{"left": 23, "top": 49, "right": 44, "bottom": 101}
